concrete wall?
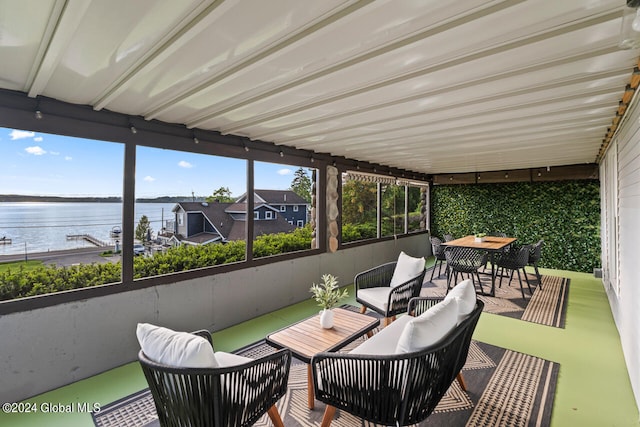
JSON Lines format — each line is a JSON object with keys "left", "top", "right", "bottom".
{"left": 0, "top": 234, "right": 429, "bottom": 403}
{"left": 602, "top": 96, "right": 640, "bottom": 413}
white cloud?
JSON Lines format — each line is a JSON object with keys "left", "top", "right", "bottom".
{"left": 33, "top": 137, "right": 43, "bottom": 142}
{"left": 144, "top": 176, "right": 156, "bottom": 182}
{"left": 10, "top": 130, "right": 35, "bottom": 140}
{"left": 178, "top": 160, "right": 193, "bottom": 168}
{"left": 277, "top": 168, "right": 292, "bottom": 175}
{"left": 50, "top": 151, "right": 60, "bottom": 155}
{"left": 65, "top": 156, "right": 72, "bottom": 161}
{"left": 25, "top": 146, "right": 46, "bottom": 155}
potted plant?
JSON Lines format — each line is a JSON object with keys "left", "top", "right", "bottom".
{"left": 310, "top": 274, "right": 349, "bottom": 329}
{"left": 474, "top": 232, "right": 487, "bottom": 243}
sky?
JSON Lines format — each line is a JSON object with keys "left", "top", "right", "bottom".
{"left": 1, "top": 127, "right": 304, "bottom": 198}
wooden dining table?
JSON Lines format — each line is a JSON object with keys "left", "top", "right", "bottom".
{"left": 442, "top": 235, "right": 516, "bottom": 296}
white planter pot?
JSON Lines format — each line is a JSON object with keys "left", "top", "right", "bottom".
{"left": 474, "top": 237, "right": 486, "bottom": 243}
{"left": 319, "top": 309, "right": 334, "bottom": 329}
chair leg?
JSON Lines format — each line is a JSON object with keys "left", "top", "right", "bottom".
{"left": 456, "top": 372, "right": 468, "bottom": 391}
{"left": 516, "top": 269, "right": 526, "bottom": 299}
{"left": 267, "top": 405, "right": 285, "bottom": 427}
{"left": 383, "top": 316, "right": 395, "bottom": 327}
{"left": 321, "top": 405, "right": 337, "bottom": 427}
{"left": 523, "top": 267, "right": 533, "bottom": 294}
{"left": 430, "top": 259, "right": 438, "bottom": 281}
{"left": 475, "top": 271, "right": 485, "bottom": 294}
{"left": 534, "top": 264, "right": 542, "bottom": 288}
{"left": 360, "top": 305, "right": 367, "bottom": 314}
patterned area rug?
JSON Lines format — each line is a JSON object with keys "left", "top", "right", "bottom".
{"left": 92, "top": 339, "right": 558, "bottom": 427}
{"left": 423, "top": 267, "right": 569, "bottom": 328}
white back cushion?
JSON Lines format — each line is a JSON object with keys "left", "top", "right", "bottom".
{"left": 136, "top": 323, "right": 218, "bottom": 368}
{"left": 395, "top": 297, "right": 458, "bottom": 353}
{"left": 390, "top": 251, "right": 425, "bottom": 288}
{"left": 444, "top": 279, "right": 477, "bottom": 323}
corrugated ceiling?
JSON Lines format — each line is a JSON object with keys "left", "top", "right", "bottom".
{"left": 1, "top": 0, "right": 638, "bottom": 175}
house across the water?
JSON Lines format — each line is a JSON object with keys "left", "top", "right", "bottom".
{"left": 162, "top": 190, "right": 309, "bottom": 246}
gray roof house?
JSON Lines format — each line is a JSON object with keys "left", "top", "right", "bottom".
{"left": 167, "top": 191, "right": 303, "bottom": 246}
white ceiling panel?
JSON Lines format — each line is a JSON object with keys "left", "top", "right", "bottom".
{"left": 1, "top": 0, "right": 638, "bottom": 176}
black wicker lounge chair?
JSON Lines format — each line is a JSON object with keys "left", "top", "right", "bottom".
{"left": 311, "top": 298, "right": 484, "bottom": 426}
{"left": 138, "top": 329, "right": 291, "bottom": 427}
{"left": 355, "top": 254, "right": 426, "bottom": 326}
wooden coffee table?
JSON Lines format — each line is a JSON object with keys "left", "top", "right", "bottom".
{"left": 266, "top": 307, "right": 380, "bottom": 409}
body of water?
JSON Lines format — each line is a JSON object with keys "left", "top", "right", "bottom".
{"left": 0, "top": 202, "right": 176, "bottom": 256}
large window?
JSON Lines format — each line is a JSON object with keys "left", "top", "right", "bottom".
{"left": 134, "top": 146, "right": 247, "bottom": 279}
{"left": 252, "top": 162, "right": 316, "bottom": 258}
{"left": 0, "top": 127, "right": 123, "bottom": 300}
{"left": 341, "top": 172, "right": 427, "bottom": 244}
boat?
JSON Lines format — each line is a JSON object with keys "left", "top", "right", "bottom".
{"left": 110, "top": 226, "right": 122, "bottom": 238}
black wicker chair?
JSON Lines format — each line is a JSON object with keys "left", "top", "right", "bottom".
{"left": 429, "top": 236, "right": 447, "bottom": 281}
{"left": 528, "top": 239, "right": 544, "bottom": 286}
{"left": 444, "top": 246, "right": 488, "bottom": 294}
{"left": 138, "top": 330, "right": 291, "bottom": 427}
{"left": 311, "top": 298, "right": 484, "bottom": 426}
{"left": 443, "top": 233, "right": 455, "bottom": 242}
{"left": 355, "top": 261, "right": 426, "bottom": 326}
{"left": 495, "top": 245, "right": 534, "bottom": 299}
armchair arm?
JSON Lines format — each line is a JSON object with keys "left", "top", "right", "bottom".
{"left": 217, "top": 348, "right": 292, "bottom": 426}
{"left": 384, "top": 269, "right": 427, "bottom": 317}
{"left": 311, "top": 343, "right": 452, "bottom": 426}
{"left": 354, "top": 262, "right": 397, "bottom": 291}
{"left": 407, "top": 297, "right": 444, "bottom": 317}
{"left": 311, "top": 352, "right": 412, "bottom": 425}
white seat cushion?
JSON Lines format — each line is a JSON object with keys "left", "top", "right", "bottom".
{"left": 395, "top": 298, "right": 458, "bottom": 354}
{"left": 390, "top": 251, "right": 425, "bottom": 288}
{"left": 357, "top": 287, "right": 393, "bottom": 312}
{"left": 136, "top": 323, "right": 218, "bottom": 368}
{"left": 350, "top": 316, "right": 412, "bottom": 355}
{"left": 444, "top": 279, "right": 477, "bottom": 323}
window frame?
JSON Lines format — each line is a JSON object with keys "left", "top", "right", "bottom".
{"left": 0, "top": 90, "right": 428, "bottom": 314}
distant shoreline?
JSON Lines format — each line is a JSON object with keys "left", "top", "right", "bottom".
{"left": 0, "top": 195, "right": 203, "bottom": 203}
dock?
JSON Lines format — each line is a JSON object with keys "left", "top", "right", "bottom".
{"left": 66, "top": 234, "right": 108, "bottom": 247}
{"left": 0, "top": 237, "right": 11, "bottom": 245}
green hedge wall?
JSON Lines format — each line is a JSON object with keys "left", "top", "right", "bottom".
{"left": 430, "top": 180, "right": 601, "bottom": 273}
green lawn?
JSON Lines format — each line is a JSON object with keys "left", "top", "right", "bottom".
{"left": 0, "top": 260, "right": 43, "bottom": 273}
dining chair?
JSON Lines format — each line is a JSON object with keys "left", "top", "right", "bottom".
{"left": 429, "top": 236, "right": 447, "bottom": 281}
{"left": 495, "top": 245, "right": 534, "bottom": 299}
{"left": 528, "top": 239, "right": 544, "bottom": 287}
{"left": 444, "top": 246, "right": 487, "bottom": 294}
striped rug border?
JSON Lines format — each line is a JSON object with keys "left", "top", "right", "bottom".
{"left": 521, "top": 276, "right": 569, "bottom": 328}
{"left": 465, "top": 348, "right": 559, "bottom": 427}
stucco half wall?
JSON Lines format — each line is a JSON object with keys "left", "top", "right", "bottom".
{"left": 0, "top": 233, "right": 430, "bottom": 403}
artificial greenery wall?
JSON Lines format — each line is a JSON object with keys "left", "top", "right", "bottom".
{"left": 430, "top": 180, "right": 600, "bottom": 273}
